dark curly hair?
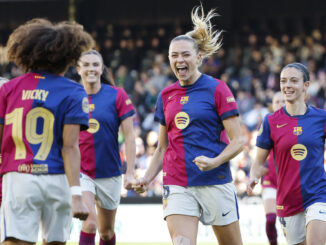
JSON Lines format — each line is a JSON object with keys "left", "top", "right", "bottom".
{"left": 6, "top": 18, "right": 94, "bottom": 74}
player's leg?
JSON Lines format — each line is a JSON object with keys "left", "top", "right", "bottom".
{"left": 305, "top": 202, "right": 326, "bottom": 245}
{"left": 4, "top": 238, "right": 34, "bottom": 245}
{"left": 79, "top": 174, "right": 97, "bottom": 245}
{"left": 166, "top": 214, "right": 199, "bottom": 245}
{"left": 262, "top": 187, "right": 278, "bottom": 245}
{"left": 96, "top": 207, "right": 116, "bottom": 244}
{"left": 212, "top": 220, "right": 242, "bottom": 245}
{"left": 94, "top": 176, "right": 122, "bottom": 245}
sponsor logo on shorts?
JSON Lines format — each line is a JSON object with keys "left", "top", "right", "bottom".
{"left": 319, "top": 210, "right": 326, "bottom": 214}
{"left": 290, "top": 144, "right": 307, "bottom": 161}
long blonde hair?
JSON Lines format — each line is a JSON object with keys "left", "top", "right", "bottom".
{"left": 171, "top": 5, "right": 223, "bottom": 60}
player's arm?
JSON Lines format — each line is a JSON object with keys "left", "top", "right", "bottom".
{"left": 62, "top": 124, "right": 88, "bottom": 220}
{"left": 0, "top": 124, "right": 3, "bottom": 149}
{"left": 194, "top": 115, "right": 244, "bottom": 171}
{"left": 133, "top": 124, "right": 168, "bottom": 193}
{"left": 247, "top": 146, "right": 270, "bottom": 196}
{"left": 120, "top": 116, "right": 136, "bottom": 189}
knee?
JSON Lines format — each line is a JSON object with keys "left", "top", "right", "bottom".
{"left": 98, "top": 227, "right": 115, "bottom": 241}
{"left": 82, "top": 220, "right": 97, "bottom": 234}
{"left": 172, "top": 235, "right": 191, "bottom": 245}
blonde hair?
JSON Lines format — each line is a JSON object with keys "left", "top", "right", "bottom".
{"left": 171, "top": 5, "right": 223, "bottom": 59}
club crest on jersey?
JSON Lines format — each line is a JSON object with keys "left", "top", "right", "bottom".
{"left": 174, "top": 112, "right": 190, "bottom": 130}
{"left": 87, "top": 118, "right": 100, "bottom": 134}
{"left": 89, "top": 104, "right": 95, "bottom": 112}
{"left": 180, "top": 96, "right": 189, "bottom": 105}
{"left": 293, "top": 127, "right": 302, "bottom": 135}
{"left": 290, "top": 144, "right": 307, "bottom": 161}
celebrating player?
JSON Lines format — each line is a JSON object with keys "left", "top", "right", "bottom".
{"left": 0, "top": 18, "right": 94, "bottom": 245}
{"left": 77, "top": 50, "right": 136, "bottom": 245}
{"left": 248, "top": 62, "right": 326, "bottom": 245}
{"left": 133, "top": 6, "right": 244, "bottom": 245}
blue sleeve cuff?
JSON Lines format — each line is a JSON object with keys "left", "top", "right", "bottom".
{"left": 120, "top": 110, "right": 135, "bottom": 121}
{"left": 220, "top": 109, "right": 239, "bottom": 120}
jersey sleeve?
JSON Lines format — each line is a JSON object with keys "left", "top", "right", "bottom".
{"left": 116, "top": 87, "right": 135, "bottom": 121}
{"left": 256, "top": 114, "right": 273, "bottom": 149}
{"left": 154, "top": 92, "right": 165, "bottom": 126}
{"left": 64, "top": 85, "right": 89, "bottom": 130}
{"left": 0, "top": 85, "right": 7, "bottom": 124}
{"left": 214, "top": 81, "right": 239, "bottom": 120}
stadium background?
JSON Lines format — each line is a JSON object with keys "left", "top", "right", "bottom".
{"left": 0, "top": 0, "right": 326, "bottom": 244}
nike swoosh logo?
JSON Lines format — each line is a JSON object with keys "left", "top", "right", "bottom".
{"left": 277, "top": 123, "right": 287, "bottom": 128}
{"left": 319, "top": 210, "right": 326, "bottom": 214}
{"left": 222, "top": 211, "right": 231, "bottom": 217}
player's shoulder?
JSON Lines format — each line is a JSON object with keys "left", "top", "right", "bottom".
{"left": 307, "top": 105, "right": 326, "bottom": 116}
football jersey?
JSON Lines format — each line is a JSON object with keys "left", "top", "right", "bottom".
{"left": 257, "top": 106, "right": 326, "bottom": 217}
{"left": 262, "top": 150, "right": 277, "bottom": 189}
{"left": 0, "top": 71, "right": 89, "bottom": 174}
{"left": 79, "top": 84, "right": 135, "bottom": 179}
{"left": 155, "top": 74, "right": 238, "bottom": 186}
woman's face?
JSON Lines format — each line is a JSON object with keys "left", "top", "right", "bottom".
{"left": 77, "top": 54, "right": 103, "bottom": 84}
{"left": 280, "top": 67, "right": 309, "bottom": 104}
{"left": 168, "top": 40, "right": 201, "bottom": 84}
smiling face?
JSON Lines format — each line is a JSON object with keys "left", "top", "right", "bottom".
{"left": 77, "top": 53, "right": 103, "bottom": 84}
{"left": 168, "top": 39, "right": 202, "bottom": 85}
{"left": 280, "top": 67, "right": 309, "bottom": 104}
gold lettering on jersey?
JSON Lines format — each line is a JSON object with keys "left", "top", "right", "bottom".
{"left": 87, "top": 118, "right": 100, "bottom": 134}
{"left": 22, "top": 89, "right": 49, "bottom": 102}
{"left": 125, "top": 99, "right": 132, "bottom": 105}
{"left": 180, "top": 96, "right": 189, "bottom": 105}
{"left": 226, "top": 96, "right": 235, "bottom": 103}
{"left": 290, "top": 144, "right": 307, "bottom": 161}
{"left": 31, "top": 164, "right": 48, "bottom": 173}
{"left": 276, "top": 205, "right": 284, "bottom": 210}
{"left": 34, "top": 75, "right": 45, "bottom": 79}
{"left": 174, "top": 112, "right": 190, "bottom": 130}
{"left": 263, "top": 180, "right": 271, "bottom": 185}
{"left": 293, "top": 127, "right": 302, "bottom": 135}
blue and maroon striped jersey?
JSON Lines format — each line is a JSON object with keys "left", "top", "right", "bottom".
{"left": 257, "top": 106, "right": 326, "bottom": 217}
{"left": 155, "top": 74, "right": 239, "bottom": 186}
{"left": 0, "top": 71, "right": 89, "bottom": 174}
{"left": 79, "top": 84, "right": 135, "bottom": 179}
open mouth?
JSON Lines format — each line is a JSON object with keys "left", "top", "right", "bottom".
{"left": 176, "top": 66, "right": 187, "bottom": 76}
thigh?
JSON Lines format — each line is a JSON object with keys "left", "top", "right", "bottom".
{"left": 41, "top": 175, "right": 72, "bottom": 243}
{"left": 96, "top": 206, "right": 117, "bottom": 232}
{"left": 95, "top": 176, "right": 122, "bottom": 210}
{"left": 1, "top": 173, "right": 42, "bottom": 243}
{"left": 279, "top": 212, "right": 306, "bottom": 244}
{"left": 212, "top": 221, "right": 243, "bottom": 245}
{"left": 166, "top": 214, "right": 199, "bottom": 245}
{"left": 305, "top": 202, "right": 326, "bottom": 244}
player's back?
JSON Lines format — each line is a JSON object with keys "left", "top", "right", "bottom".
{"left": 0, "top": 71, "right": 89, "bottom": 175}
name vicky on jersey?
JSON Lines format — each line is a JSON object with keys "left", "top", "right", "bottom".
{"left": 22, "top": 89, "right": 49, "bottom": 102}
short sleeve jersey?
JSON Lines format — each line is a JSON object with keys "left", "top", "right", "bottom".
{"left": 257, "top": 106, "right": 326, "bottom": 217}
{"left": 0, "top": 72, "right": 89, "bottom": 174}
{"left": 155, "top": 74, "right": 238, "bottom": 186}
{"left": 79, "top": 84, "right": 135, "bottom": 179}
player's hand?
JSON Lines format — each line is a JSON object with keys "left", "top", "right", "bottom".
{"left": 124, "top": 173, "right": 136, "bottom": 190}
{"left": 131, "top": 177, "right": 148, "bottom": 194}
{"left": 247, "top": 178, "right": 259, "bottom": 196}
{"left": 71, "top": 195, "right": 89, "bottom": 220}
{"left": 193, "top": 155, "right": 217, "bottom": 171}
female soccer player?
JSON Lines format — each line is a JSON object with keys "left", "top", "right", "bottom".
{"left": 77, "top": 50, "right": 136, "bottom": 245}
{"left": 248, "top": 62, "right": 326, "bottom": 245}
{"left": 133, "top": 6, "right": 244, "bottom": 245}
{"left": 261, "top": 91, "right": 285, "bottom": 245}
{"left": 0, "top": 18, "right": 94, "bottom": 245}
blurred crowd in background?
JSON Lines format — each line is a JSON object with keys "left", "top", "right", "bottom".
{"left": 0, "top": 17, "right": 326, "bottom": 200}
